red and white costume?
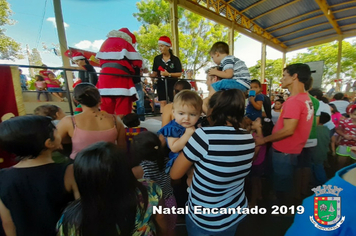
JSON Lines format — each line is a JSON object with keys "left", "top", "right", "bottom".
{"left": 96, "top": 28, "right": 143, "bottom": 116}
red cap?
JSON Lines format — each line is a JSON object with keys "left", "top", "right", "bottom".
{"left": 158, "top": 36, "right": 172, "bottom": 47}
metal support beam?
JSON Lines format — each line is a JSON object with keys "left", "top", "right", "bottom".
{"left": 241, "top": 0, "right": 267, "bottom": 13}
{"left": 228, "top": 24, "right": 234, "bottom": 55}
{"left": 336, "top": 37, "right": 342, "bottom": 85}
{"left": 276, "top": 22, "right": 329, "bottom": 39}
{"left": 282, "top": 52, "right": 286, "bottom": 70}
{"left": 333, "top": 6, "right": 356, "bottom": 14}
{"left": 269, "top": 14, "right": 323, "bottom": 34}
{"left": 176, "top": 0, "right": 286, "bottom": 51}
{"left": 252, "top": 0, "right": 300, "bottom": 21}
{"left": 314, "top": 0, "right": 342, "bottom": 34}
{"left": 53, "top": 0, "right": 73, "bottom": 89}
{"left": 170, "top": 0, "right": 180, "bottom": 57}
{"left": 261, "top": 42, "right": 266, "bottom": 83}
{"left": 286, "top": 30, "right": 356, "bottom": 52}
{"left": 330, "top": 0, "right": 356, "bottom": 9}
{"left": 265, "top": 9, "right": 321, "bottom": 31}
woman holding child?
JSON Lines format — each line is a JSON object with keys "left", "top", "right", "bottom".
{"left": 171, "top": 89, "right": 255, "bottom": 235}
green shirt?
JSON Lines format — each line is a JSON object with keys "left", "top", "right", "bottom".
{"left": 305, "top": 94, "right": 320, "bottom": 147}
{"left": 313, "top": 125, "right": 331, "bottom": 163}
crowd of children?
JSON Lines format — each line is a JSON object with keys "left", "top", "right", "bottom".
{"left": 1, "top": 38, "right": 356, "bottom": 236}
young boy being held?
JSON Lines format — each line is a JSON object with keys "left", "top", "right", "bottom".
{"left": 246, "top": 79, "right": 264, "bottom": 122}
{"left": 208, "top": 41, "right": 250, "bottom": 95}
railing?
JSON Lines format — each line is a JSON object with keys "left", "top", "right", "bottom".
{"left": 5, "top": 64, "right": 207, "bottom": 116}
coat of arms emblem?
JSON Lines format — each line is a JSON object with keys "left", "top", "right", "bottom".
{"left": 309, "top": 185, "right": 345, "bottom": 231}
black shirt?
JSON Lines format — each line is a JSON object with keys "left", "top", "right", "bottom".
{"left": 78, "top": 64, "right": 98, "bottom": 85}
{"left": 0, "top": 163, "right": 74, "bottom": 236}
{"left": 152, "top": 54, "right": 182, "bottom": 77}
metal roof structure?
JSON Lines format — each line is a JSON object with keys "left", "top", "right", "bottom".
{"left": 176, "top": 0, "right": 356, "bottom": 52}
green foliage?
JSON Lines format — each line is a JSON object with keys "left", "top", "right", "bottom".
{"left": 29, "top": 48, "right": 43, "bottom": 75}
{"left": 249, "top": 58, "right": 283, "bottom": 85}
{"left": 249, "top": 40, "right": 356, "bottom": 90}
{"left": 133, "top": 0, "right": 238, "bottom": 76}
{"left": 0, "top": 0, "right": 22, "bottom": 60}
{"left": 289, "top": 41, "right": 356, "bottom": 87}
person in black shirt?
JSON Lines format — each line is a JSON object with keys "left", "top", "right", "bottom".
{"left": 150, "top": 36, "right": 182, "bottom": 112}
{"left": 65, "top": 50, "right": 98, "bottom": 85}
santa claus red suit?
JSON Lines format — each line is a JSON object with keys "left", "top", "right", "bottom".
{"left": 95, "top": 28, "right": 143, "bottom": 117}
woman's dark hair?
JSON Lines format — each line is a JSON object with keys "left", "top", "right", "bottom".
{"left": 168, "top": 48, "right": 174, "bottom": 56}
{"left": 275, "top": 99, "right": 285, "bottom": 104}
{"left": 333, "top": 92, "right": 344, "bottom": 100}
{"left": 61, "top": 142, "right": 148, "bottom": 236}
{"left": 260, "top": 118, "right": 273, "bottom": 137}
{"left": 208, "top": 90, "right": 223, "bottom": 109}
{"left": 209, "top": 89, "right": 246, "bottom": 131}
{"left": 73, "top": 82, "right": 101, "bottom": 107}
{"left": 174, "top": 79, "right": 191, "bottom": 95}
{"left": 34, "top": 104, "right": 60, "bottom": 120}
{"left": 320, "top": 96, "right": 329, "bottom": 104}
{"left": 132, "top": 131, "right": 165, "bottom": 171}
{"left": 0, "top": 116, "right": 55, "bottom": 159}
{"left": 123, "top": 113, "right": 140, "bottom": 128}
{"left": 309, "top": 88, "right": 323, "bottom": 100}
{"left": 35, "top": 75, "right": 44, "bottom": 81}
{"left": 329, "top": 103, "right": 339, "bottom": 113}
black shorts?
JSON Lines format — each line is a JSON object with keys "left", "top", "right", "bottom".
{"left": 157, "top": 78, "right": 178, "bottom": 102}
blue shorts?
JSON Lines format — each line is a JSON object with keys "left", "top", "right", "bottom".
{"left": 47, "top": 87, "right": 63, "bottom": 93}
{"left": 211, "top": 79, "right": 249, "bottom": 92}
{"left": 272, "top": 148, "right": 298, "bottom": 192}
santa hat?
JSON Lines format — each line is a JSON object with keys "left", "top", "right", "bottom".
{"left": 158, "top": 36, "right": 172, "bottom": 47}
{"left": 96, "top": 28, "right": 143, "bottom": 67}
{"left": 106, "top": 28, "right": 137, "bottom": 46}
{"left": 64, "top": 50, "right": 85, "bottom": 60}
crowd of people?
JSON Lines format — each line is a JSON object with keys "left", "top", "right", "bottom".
{"left": 2, "top": 30, "right": 356, "bottom": 236}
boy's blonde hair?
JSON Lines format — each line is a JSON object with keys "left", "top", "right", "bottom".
{"left": 173, "top": 90, "right": 203, "bottom": 113}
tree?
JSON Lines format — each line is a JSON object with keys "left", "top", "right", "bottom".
{"left": 0, "top": 0, "right": 22, "bottom": 60}
{"left": 249, "top": 58, "right": 283, "bottom": 86}
{"left": 133, "top": 0, "right": 237, "bottom": 77}
{"left": 289, "top": 41, "right": 356, "bottom": 88}
{"left": 28, "top": 48, "right": 43, "bottom": 75}
{"left": 249, "top": 40, "right": 356, "bottom": 91}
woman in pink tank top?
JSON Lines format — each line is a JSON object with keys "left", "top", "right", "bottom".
{"left": 57, "top": 83, "right": 126, "bottom": 159}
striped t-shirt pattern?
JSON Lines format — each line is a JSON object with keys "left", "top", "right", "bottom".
{"left": 141, "top": 160, "right": 173, "bottom": 199}
{"left": 183, "top": 126, "right": 255, "bottom": 232}
{"left": 220, "top": 55, "right": 251, "bottom": 89}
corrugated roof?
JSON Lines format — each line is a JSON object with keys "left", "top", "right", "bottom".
{"left": 196, "top": 0, "right": 356, "bottom": 51}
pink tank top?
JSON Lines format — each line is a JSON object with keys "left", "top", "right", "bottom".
{"left": 70, "top": 116, "right": 118, "bottom": 159}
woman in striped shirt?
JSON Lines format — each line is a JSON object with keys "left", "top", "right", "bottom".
{"left": 171, "top": 89, "right": 255, "bottom": 235}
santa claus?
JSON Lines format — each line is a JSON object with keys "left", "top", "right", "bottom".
{"left": 95, "top": 28, "right": 143, "bottom": 117}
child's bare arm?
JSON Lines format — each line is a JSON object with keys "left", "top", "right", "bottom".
{"left": 167, "top": 127, "right": 195, "bottom": 153}
{"left": 249, "top": 97, "right": 263, "bottom": 110}
{"left": 209, "top": 68, "right": 233, "bottom": 79}
{"left": 132, "top": 166, "right": 144, "bottom": 179}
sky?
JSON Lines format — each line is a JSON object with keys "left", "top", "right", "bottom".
{"left": 1, "top": 0, "right": 355, "bottom": 85}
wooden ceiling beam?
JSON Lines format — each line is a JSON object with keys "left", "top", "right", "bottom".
{"left": 314, "top": 0, "right": 342, "bottom": 34}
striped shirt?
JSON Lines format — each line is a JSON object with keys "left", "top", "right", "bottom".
{"left": 183, "top": 126, "right": 255, "bottom": 232}
{"left": 141, "top": 159, "right": 173, "bottom": 199}
{"left": 220, "top": 55, "right": 251, "bottom": 89}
